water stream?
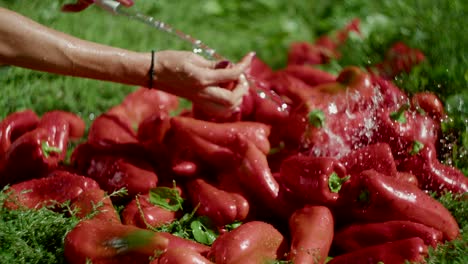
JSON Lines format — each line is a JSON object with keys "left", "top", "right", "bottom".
{"left": 113, "top": 5, "right": 225, "bottom": 60}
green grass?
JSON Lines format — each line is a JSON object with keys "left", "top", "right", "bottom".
{"left": 0, "top": 0, "right": 467, "bottom": 263}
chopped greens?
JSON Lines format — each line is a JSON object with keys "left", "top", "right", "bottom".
{"left": 190, "top": 216, "right": 218, "bottom": 245}
{"left": 0, "top": 187, "right": 79, "bottom": 264}
{"left": 149, "top": 206, "right": 219, "bottom": 246}
{"left": 148, "top": 185, "right": 184, "bottom": 212}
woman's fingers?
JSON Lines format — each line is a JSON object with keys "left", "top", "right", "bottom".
{"left": 231, "top": 74, "right": 250, "bottom": 105}
{"left": 196, "top": 86, "right": 235, "bottom": 106}
{"left": 194, "top": 74, "right": 250, "bottom": 111}
{"left": 190, "top": 52, "right": 255, "bottom": 86}
{"left": 187, "top": 53, "right": 220, "bottom": 68}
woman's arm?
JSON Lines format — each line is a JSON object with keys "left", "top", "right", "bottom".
{"left": 0, "top": 7, "right": 253, "bottom": 113}
{"left": 0, "top": 7, "right": 150, "bottom": 87}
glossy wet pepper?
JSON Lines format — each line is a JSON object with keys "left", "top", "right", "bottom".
{"left": 186, "top": 177, "right": 250, "bottom": 227}
{"left": 208, "top": 221, "right": 288, "bottom": 264}
{"left": 328, "top": 237, "right": 428, "bottom": 264}
{"left": 288, "top": 205, "right": 334, "bottom": 264}
{"left": 0, "top": 109, "right": 39, "bottom": 156}
{"left": 279, "top": 155, "right": 349, "bottom": 207}
{"left": 333, "top": 220, "right": 443, "bottom": 252}
{"left": 64, "top": 219, "right": 169, "bottom": 264}
{"left": 338, "top": 169, "right": 460, "bottom": 241}
{"left": 0, "top": 110, "right": 85, "bottom": 185}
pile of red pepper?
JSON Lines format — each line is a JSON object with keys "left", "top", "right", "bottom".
{"left": 1, "top": 19, "right": 466, "bottom": 264}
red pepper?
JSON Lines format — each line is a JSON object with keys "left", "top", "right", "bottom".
{"left": 266, "top": 71, "right": 313, "bottom": 107}
{"left": 333, "top": 220, "right": 443, "bottom": 252}
{"left": 0, "top": 111, "right": 85, "bottom": 185}
{"left": 109, "top": 87, "right": 179, "bottom": 122}
{"left": 371, "top": 42, "right": 425, "bottom": 79}
{"left": 328, "top": 237, "right": 428, "bottom": 264}
{"left": 246, "top": 56, "right": 275, "bottom": 82}
{"left": 279, "top": 66, "right": 374, "bottom": 157}
{"left": 339, "top": 143, "right": 397, "bottom": 177}
{"left": 121, "top": 193, "right": 179, "bottom": 229}
{"left": 166, "top": 116, "right": 272, "bottom": 176}
{"left": 398, "top": 144, "right": 468, "bottom": 194}
{"left": 186, "top": 177, "right": 250, "bottom": 227}
{"left": 371, "top": 95, "right": 442, "bottom": 164}
{"left": 288, "top": 205, "right": 334, "bottom": 264}
{"left": 234, "top": 136, "right": 295, "bottom": 219}
{"left": 154, "top": 247, "right": 213, "bottom": 264}
{"left": 158, "top": 232, "right": 211, "bottom": 256}
{"left": 76, "top": 153, "right": 158, "bottom": 199}
{"left": 411, "top": 92, "right": 445, "bottom": 120}
{"left": 137, "top": 110, "right": 172, "bottom": 153}
{"left": 88, "top": 113, "right": 141, "bottom": 152}
{"left": 171, "top": 116, "right": 272, "bottom": 155}
{"left": 248, "top": 80, "right": 291, "bottom": 126}
{"left": 371, "top": 74, "right": 408, "bottom": 109}
{"left": 208, "top": 221, "right": 288, "bottom": 264}
{"left": 281, "top": 64, "right": 336, "bottom": 87}
{"left": 70, "top": 187, "right": 121, "bottom": 222}
{"left": 287, "top": 18, "right": 360, "bottom": 66}
{"left": 279, "top": 155, "right": 349, "bottom": 207}
{"left": 338, "top": 169, "right": 460, "bottom": 241}
{"left": 64, "top": 219, "right": 169, "bottom": 264}
{"left": 106, "top": 87, "right": 179, "bottom": 133}
{"left": 395, "top": 171, "right": 419, "bottom": 186}
{"left": 4, "top": 169, "right": 100, "bottom": 210}
{"left": 287, "top": 41, "right": 328, "bottom": 66}
{"left": 0, "top": 109, "right": 39, "bottom": 156}
{"left": 165, "top": 127, "right": 238, "bottom": 176}
{"left": 88, "top": 87, "right": 178, "bottom": 155}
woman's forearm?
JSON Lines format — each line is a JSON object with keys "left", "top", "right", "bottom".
{"left": 0, "top": 7, "right": 151, "bottom": 87}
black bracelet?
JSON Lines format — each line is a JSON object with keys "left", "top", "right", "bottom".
{"left": 148, "top": 50, "right": 155, "bottom": 89}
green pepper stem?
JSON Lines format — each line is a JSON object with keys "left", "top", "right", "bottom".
{"left": 41, "top": 141, "right": 62, "bottom": 158}
{"left": 328, "top": 172, "right": 350, "bottom": 193}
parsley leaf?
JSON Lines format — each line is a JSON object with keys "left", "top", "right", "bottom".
{"left": 148, "top": 185, "right": 184, "bottom": 212}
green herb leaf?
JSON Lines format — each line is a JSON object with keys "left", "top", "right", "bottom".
{"left": 410, "top": 140, "right": 424, "bottom": 155}
{"left": 148, "top": 185, "right": 184, "bottom": 212}
{"left": 389, "top": 104, "right": 409, "bottom": 123}
{"left": 328, "top": 173, "right": 350, "bottom": 193}
{"left": 190, "top": 216, "right": 218, "bottom": 245}
{"left": 308, "top": 109, "right": 326, "bottom": 128}
{"left": 224, "top": 220, "right": 242, "bottom": 231}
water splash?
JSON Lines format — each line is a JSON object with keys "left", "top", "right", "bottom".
{"left": 112, "top": 5, "right": 223, "bottom": 60}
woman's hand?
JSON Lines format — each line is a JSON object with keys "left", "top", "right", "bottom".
{"left": 62, "top": 0, "right": 134, "bottom": 12}
{"left": 152, "top": 50, "right": 255, "bottom": 115}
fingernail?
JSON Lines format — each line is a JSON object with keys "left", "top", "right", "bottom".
{"left": 215, "top": 60, "right": 231, "bottom": 69}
